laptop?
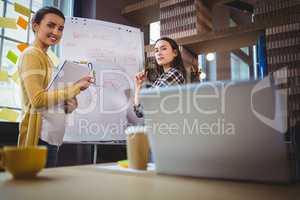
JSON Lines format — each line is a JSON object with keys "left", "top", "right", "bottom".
{"left": 140, "top": 79, "right": 297, "bottom": 183}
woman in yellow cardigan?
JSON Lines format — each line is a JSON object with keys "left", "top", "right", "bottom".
{"left": 18, "top": 7, "right": 93, "bottom": 167}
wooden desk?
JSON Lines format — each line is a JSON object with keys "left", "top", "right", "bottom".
{"left": 0, "top": 164, "right": 299, "bottom": 200}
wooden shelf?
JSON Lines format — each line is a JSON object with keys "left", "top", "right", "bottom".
{"left": 144, "top": 23, "right": 264, "bottom": 55}
{"left": 121, "top": 0, "right": 159, "bottom": 25}
{"left": 203, "top": 0, "right": 237, "bottom": 9}
{"left": 139, "top": 1, "right": 298, "bottom": 55}
{"left": 176, "top": 23, "right": 265, "bottom": 54}
{"left": 177, "top": 10, "right": 300, "bottom": 54}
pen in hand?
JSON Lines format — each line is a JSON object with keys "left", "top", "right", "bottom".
{"left": 75, "top": 75, "right": 94, "bottom": 91}
{"left": 91, "top": 70, "right": 96, "bottom": 85}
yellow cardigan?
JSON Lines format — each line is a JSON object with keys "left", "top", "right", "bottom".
{"left": 18, "top": 44, "right": 80, "bottom": 146}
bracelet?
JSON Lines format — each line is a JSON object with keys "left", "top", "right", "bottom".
{"left": 133, "top": 104, "right": 144, "bottom": 118}
{"left": 133, "top": 104, "right": 142, "bottom": 112}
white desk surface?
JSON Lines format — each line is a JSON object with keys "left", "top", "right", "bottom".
{"left": 0, "top": 164, "right": 299, "bottom": 200}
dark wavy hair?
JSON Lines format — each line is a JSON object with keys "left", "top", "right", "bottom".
{"left": 154, "top": 37, "right": 186, "bottom": 80}
{"left": 32, "top": 6, "right": 65, "bottom": 33}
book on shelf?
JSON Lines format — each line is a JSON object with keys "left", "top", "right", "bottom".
{"left": 254, "top": 0, "right": 300, "bottom": 23}
{"left": 256, "top": 1, "right": 300, "bottom": 156}
{"left": 265, "top": 22, "right": 300, "bottom": 72}
{"left": 160, "top": 0, "right": 212, "bottom": 39}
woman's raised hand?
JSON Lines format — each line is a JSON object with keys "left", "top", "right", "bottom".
{"left": 75, "top": 75, "right": 94, "bottom": 91}
{"left": 134, "top": 70, "right": 148, "bottom": 90}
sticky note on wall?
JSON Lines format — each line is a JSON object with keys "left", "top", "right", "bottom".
{"left": 17, "top": 43, "right": 29, "bottom": 52}
{"left": 0, "top": 108, "right": 19, "bottom": 122}
{"left": 14, "top": 3, "right": 31, "bottom": 18}
{"left": 0, "top": 17, "right": 17, "bottom": 29}
{"left": 7, "top": 50, "right": 19, "bottom": 64}
{"left": 11, "top": 71, "right": 20, "bottom": 85}
{"left": 17, "top": 16, "right": 28, "bottom": 30}
{"left": 0, "top": 71, "right": 8, "bottom": 81}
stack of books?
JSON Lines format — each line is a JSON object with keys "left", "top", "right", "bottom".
{"left": 255, "top": 0, "right": 300, "bottom": 145}
{"left": 254, "top": 0, "right": 300, "bottom": 25}
{"left": 160, "top": 0, "right": 212, "bottom": 39}
{"left": 266, "top": 23, "right": 300, "bottom": 72}
{"left": 266, "top": 25, "right": 300, "bottom": 143}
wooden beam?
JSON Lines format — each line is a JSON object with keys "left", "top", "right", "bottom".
{"left": 121, "top": 0, "right": 159, "bottom": 25}
{"left": 203, "top": 0, "right": 236, "bottom": 9}
{"left": 232, "top": 49, "right": 252, "bottom": 65}
{"left": 176, "top": 24, "right": 263, "bottom": 54}
{"left": 216, "top": 51, "right": 231, "bottom": 80}
{"left": 230, "top": 8, "right": 252, "bottom": 25}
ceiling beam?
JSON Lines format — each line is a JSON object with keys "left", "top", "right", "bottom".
{"left": 232, "top": 49, "right": 252, "bottom": 65}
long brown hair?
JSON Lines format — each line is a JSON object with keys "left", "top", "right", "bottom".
{"left": 154, "top": 37, "right": 187, "bottom": 80}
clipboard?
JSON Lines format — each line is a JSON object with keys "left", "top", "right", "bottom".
{"left": 47, "top": 60, "right": 94, "bottom": 90}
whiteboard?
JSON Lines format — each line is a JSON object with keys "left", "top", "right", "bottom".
{"left": 60, "top": 17, "right": 144, "bottom": 142}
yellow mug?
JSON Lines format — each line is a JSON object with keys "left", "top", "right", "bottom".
{"left": 0, "top": 146, "right": 47, "bottom": 179}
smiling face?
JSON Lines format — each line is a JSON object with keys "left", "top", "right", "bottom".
{"left": 33, "top": 13, "right": 64, "bottom": 50}
{"left": 154, "top": 40, "right": 177, "bottom": 69}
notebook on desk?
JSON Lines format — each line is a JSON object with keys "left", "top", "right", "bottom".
{"left": 140, "top": 79, "right": 298, "bottom": 183}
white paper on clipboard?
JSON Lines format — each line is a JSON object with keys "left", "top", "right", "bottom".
{"left": 48, "top": 60, "right": 92, "bottom": 89}
{"left": 40, "top": 61, "right": 91, "bottom": 145}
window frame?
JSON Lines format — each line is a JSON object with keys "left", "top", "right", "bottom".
{"left": 0, "top": 0, "right": 73, "bottom": 112}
